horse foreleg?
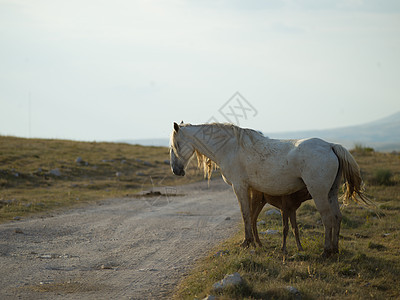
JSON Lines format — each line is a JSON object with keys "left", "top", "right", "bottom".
{"left": 233, "top": 185, "right": 254, "bottom": 248}
{"left": 289, "top": 210, "right": 303, "bottom": 251}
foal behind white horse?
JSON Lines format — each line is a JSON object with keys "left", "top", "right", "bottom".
{"left": 170, "top": 122, "right": 371, "bottom": 257}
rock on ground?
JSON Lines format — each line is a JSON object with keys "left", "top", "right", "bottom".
{"left": 212, "top": 272, "right": 244, "bottom": 292}
{"left": 265, "top": 209, "right": 281, "bottom": 216}
{"left": 286, "top": 286, "right": 302, "bottom": 300}
{"left": 49, "top": 168, "right": 61, "bottom": 176}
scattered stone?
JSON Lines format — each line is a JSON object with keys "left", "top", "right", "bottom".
{"left": 355, "top": 233, "right": 369, "bottom": 238}
{"left": 38, "top": 254, "right": 58, "bottom": 259}
{"left": 286, "top": 286, "right": 301, "bottom": 299}
{"left": 136, "top": 158, "right": 143, "bottom": 163}
{"left": 143, "top": 161, "right": 153, "bottom": 167}
{"left": 100, "top": 264, "right": 114, "bottom": 270}
{"left": 0, "top": 199, "right": 17, "bottom": 206}
{"left": 138, "top": 268, "right": 158, "bottom": 272}
{"left": 39, "top": 280, "right": 54, "bottom": 285}
{"left": 382, "top": 233, "right": 391, "bottom": 237}
{"left": 265, "top": 209, "right": 281, "bottom": 216}
{"left": 202, "top": 295, "right": 216, "bottom": 300}
{"left": 163, "top": 159, "right": 170, "bottom": 165}
{"left": 75, "top": 157, "right": 88, "bottom": 166}
{"left": 49, "top": 168, "right": 61, "bottom": 176}
{"left": 289, "top": 252, "right": 309, "bottom": 261}
{"left": 257, "top": 220, "right": 266, "bottom": 226}
{"left": 225, "top": 216, "right": 231, "bottom": 220}
{"left": 13, "top": 216, "right": 21, "bottom": 221}
{"left": 260, "top": 229, "right": 279, "bottom": 235}
{"left": 15, "top": 228, "right": 24, "bottom": 234}
{"left": 102, "top": 159, "right": 115, "bottom": 163}
{"left": 212, "top": 272, "right": 244, "bottom": 292}
{"left": 115, "top": 172, "right": 122, "bottom": 177}
{"left": 213, "top": 250, "right": 230, "bottom": 257}
{"left": 121, "top": 160, "right": 127, "bottom": 164}
{"left": 136, "top": 172, "right": 146, "bottom": 176}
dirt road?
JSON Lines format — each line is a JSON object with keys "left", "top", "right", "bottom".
{"left": 0, "top": 179, "right": 241, "bottom": 299}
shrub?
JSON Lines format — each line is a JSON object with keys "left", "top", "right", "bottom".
{"left": 352, "top": 143, "right": 374, "bottom": 155}
{"left": 372, "top": 169, "right": 393, "bottom": 186}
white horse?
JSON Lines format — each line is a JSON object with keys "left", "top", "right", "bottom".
{"left": 170, "top": 122, "right": 371, "bottom": 257}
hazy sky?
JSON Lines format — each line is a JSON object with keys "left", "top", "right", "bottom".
{"left": 1, "top": 0, "right": 399, "bottom": 142}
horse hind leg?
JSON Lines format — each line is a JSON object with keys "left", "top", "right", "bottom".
{"left": 302, "top": 158, "right": 339, "bottom": 257}
{"left": 303, "top": 184, "right": 336, "bottom": 257}
{"left": 329, "top": 168, "right": 343, "bottom": 254}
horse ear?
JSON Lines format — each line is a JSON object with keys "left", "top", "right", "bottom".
{"left": 180, "top": 120, "right": 184, "bottom": 125}
{"left": 174, "top": 122, "right": 180, "bottom": 132}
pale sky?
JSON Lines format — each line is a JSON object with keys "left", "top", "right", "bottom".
{"left": 1, "top": 0, "right": 399, "bottom": 142}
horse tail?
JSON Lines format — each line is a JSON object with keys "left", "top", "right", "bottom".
{"left": 331, "top": 144, "right": 374, "bottom": 207}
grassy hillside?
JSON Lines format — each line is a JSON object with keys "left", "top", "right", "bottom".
{"left": 0, "top": 136, "right": 202, "bottom": 223}
{"left": 174, "top": 149, "right": 400, "bottom": 299}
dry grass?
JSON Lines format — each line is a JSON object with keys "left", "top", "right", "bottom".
{"left": 174, "top": 150, "right": 400, "bottom": 299}
{"left": 0, "top": 136, "right": 202, "bottom": 223}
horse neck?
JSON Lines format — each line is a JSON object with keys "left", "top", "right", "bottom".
{"left": 183, "top": 124, "right": 235, "bottom": 164}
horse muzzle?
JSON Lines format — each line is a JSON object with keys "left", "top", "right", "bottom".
{"left": 172, "top": 167, "right": 185, "bottom": 176}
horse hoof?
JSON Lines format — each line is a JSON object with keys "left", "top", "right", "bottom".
{"left": 321, "top": 250, "right": 332, "bottom": 258}
{"left": 322, "top": 249, "right": 339, "bottom": 258}
{"left": 240, "top": 239, "right": 254, "bottom": 248}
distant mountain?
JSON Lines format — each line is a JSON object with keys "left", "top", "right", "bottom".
{"left": 266, "top": 111, "right": 400, "bottom": 152}
{"left": 122, "top": 111, "right": 400, "bottom": 152}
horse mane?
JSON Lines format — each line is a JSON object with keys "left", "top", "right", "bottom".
{"left": 193, "top": 123, "right": 259, "bottom": 181}
{"left": 169, "top": 130, "right": 179, "bottom": 156}
{"left": 195, "top": 150, "right": 218, "bottom": 182}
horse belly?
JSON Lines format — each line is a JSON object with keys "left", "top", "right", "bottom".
{"left": 248, "top": 168, "right": 305, "bottom": 196}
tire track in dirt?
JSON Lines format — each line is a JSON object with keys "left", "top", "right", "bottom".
{"left": 0, "top": 179, "right": 240, "bottom": 299}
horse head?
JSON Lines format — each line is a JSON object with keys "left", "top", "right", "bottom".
{"left": 170, "top": 122, "right": 194, "bottom": 176}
